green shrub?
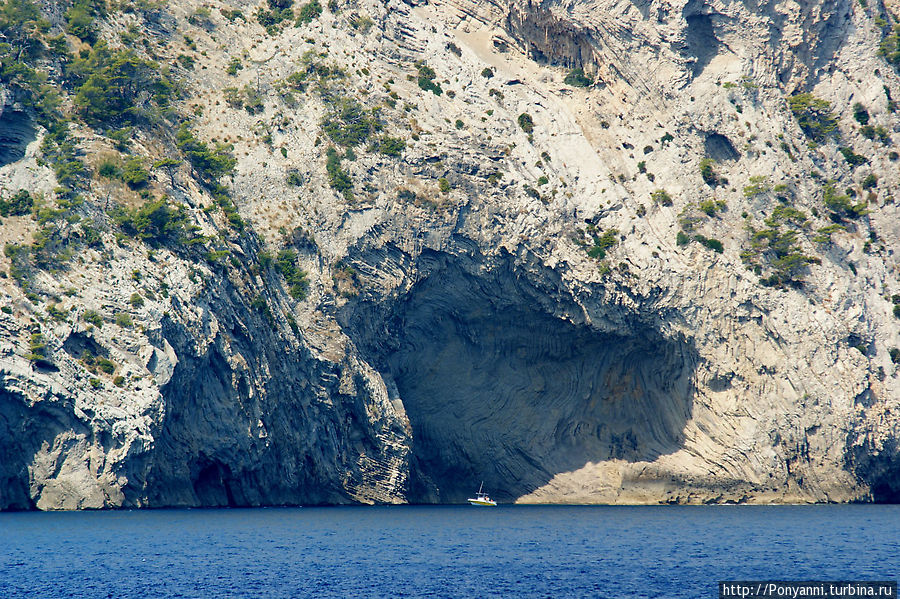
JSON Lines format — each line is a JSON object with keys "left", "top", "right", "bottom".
{"left": 416, "top": 63, "right": 442, "bottom": 96}
{"left": 70, "top": 42, "right": 175, "bottom": 128}
{"left": 226, "top": 57, "right": 243, "bottom": 75}
{"left": 537, "top": 175, "right": 549, "bottom": 186}
{"left": 65, "top": 6, "right": 95, "bottom": 43}
{"left": 175, "top": 126, "right": 237, "bottom": 183}
{"left": 517, "top": 113, "right": 534, "bottom": 133}
{"left": 861, "top": 174, "right": 877, "bottom": 189}
{"left": 742, "top": 222, "right": 818, "bottom": 287}
{"left": 743, "top": 175, "right": 770, "bottom": 198}
{"left": 121, "top": 158, "right": 149, "bottom": 188}
{"left": 564, "top": 68, "right": 592, "bottom": 87}
{"left": 852, "top": 102, "right": 869, "bottom": 125}
{"left": 373, "top": 135, "right": 405, "bottom": 157}
{"left": 98, "top": 160, "right": 121, "bottom": 179}
{"left": 115, "top": 312, "right": 132, "bottom": 328}
{"left": 481, "top": 67, "right": 494, "bottom": 79}
{"left": 286, "top": 170, "right": 303, "bottom": 186}
{"left": 583, "top": 227, "right": 618, "bottom": 260}
{"left": 651, "top": 189, "right": 673, "bottom": 206}
{"left": 296, "top": 0, "right": 322, "bottom": 24}
{"left": 113, "top": 375, "right": 125, "bottom": 387}
{"left": 699, "top": 158, "right": 721, "bottom": 186}
{"left": 0, "top": 189, "right": 33, "bottom": 216}
{"left": 257, "top": 4, "right": 294, "bottom": 33}
{"left": 325, "top": 147, "right": 353, "bottom": 199}
{"left": 812, "top": 223, "right": 846, "bottom": 244}
{"left": 96, "top": 357, "right": 116, "bottom": 374}
{"left": 694, "top": 234, "right": 724, "bottom": 253}
{"left": 895, "top": 304, "right": 900, "bottom": 319}
{"left": 27, "top": 332, "right": 51, "bottom": 365}
{"left": 438, "top": 178, "right": 450, "bottom": 193}
{"left": 276, "top": 248, "right": 309, "bottom": 299}
{"left": 351, "top": 14, "right": 374, "bottom": 33}
{"left": 838, "top": 147, "right": 867, "bottom": 167}
{"left": 878, "top": 24, "right": 900, "bottom": 72}
{"left": 129, "top": 292, "right": 144, "bottom": 307}
{"left": 83, "top": 309, "right": 103, "bottom": 327}
{"left": 676, "top": 231, "right": 690, "bottom": 246}
{"left": 787, "top": 93, "right": 839, "bottom": 143}
{"left": 322, "top": 98, "right": 382, "bottom": 147}
{"left": 113, "top": 196, "right": 194, "bottom": 246}
{"left": 699, "top": 199, "right": 726, "bottom": 216}
{"left": 823, "top": 182, "right": 867, "bottom": 218}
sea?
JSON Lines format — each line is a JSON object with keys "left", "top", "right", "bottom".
{"left": 1, "top": 504, "right": 898, "bottom": 598}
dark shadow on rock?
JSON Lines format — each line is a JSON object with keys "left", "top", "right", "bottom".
{"left": 682, "top": 5, "right": 719, "bottom": 78}
{"left": 344, "top": 249, "right": 698, "bottom": 504}
{"left": 0, "top": 110, "right": 36, "bottom": 167}
{"left": 846, "top": 432, "right": 900, "bottom": 503}
{"left": 704, "top": 132, "right": 739, "bottom": 162}
{"left": 0, "top": 387, "right": 84, "bottom": 510}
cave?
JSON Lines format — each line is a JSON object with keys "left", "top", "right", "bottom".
{"left": 0, "top": 110, "right": 36, "bottom": 167}
{"left": 683, "top": 10, "right": 720, "bottom": 78}
{"left": 704, "top": 132, "right": 739, "bottom": 162}
{"left": 351, "top": 251, "right": 698, "bottom": 503}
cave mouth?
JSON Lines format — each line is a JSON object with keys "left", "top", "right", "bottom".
{"left": 360, "top": 252, "right": 697, "bottom": 503}
{"left": 683, "top": 11, "right": 720, "bottom": 78}
{"left": 0, "top": 110, "right": 36, "bottom": 167}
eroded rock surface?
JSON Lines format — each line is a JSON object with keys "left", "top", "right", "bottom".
{"left": 1, "top": 0, "right": 900, "bottom": 508}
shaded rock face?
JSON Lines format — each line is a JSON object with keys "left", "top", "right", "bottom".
{"left": 130, "top": 279, "right": 412, "bottom": 508}
{"left": 344, "top": 250, "right": 696, "bottom": 503}
{"left": 0, "top": 110, "right": 35, "bottom": 168}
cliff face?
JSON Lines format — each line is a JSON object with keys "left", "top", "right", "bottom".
{"left": 1, "top": 0, "right": 900, "bottom": 509}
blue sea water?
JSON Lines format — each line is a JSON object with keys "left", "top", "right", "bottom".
{"left": 1, "top": 504, "right": 898, "bottom": 598}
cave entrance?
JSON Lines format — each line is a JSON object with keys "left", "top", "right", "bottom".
{"left": 369, "top": 252, "right": 697, "bottom": 503}
{"left": 0, "top": 110, "right": 36, "bottom": 167}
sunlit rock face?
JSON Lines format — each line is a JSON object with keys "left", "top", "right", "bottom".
{"left": 2, "top": 0, "right": 900, "bottom": 509}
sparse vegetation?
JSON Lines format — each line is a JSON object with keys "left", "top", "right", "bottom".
{"left": 0, "top": 189, "right": 33, "bottom": 217}
{"left": 416, "top": 63, "right": 442, "bottom": 96}
{"left": 787, "top": 93, "right": 839, "bottom": 143}
{"left": 113, "top": 196, "right": 197, "bottom": 247}
{"left": 564, "top": 68, "right": 592, "bottom": 88}
{"left": 322, "top": 98, "right": 382, "bottom": 147}
{"left": 651, "top": 189, "right": 673, "bottom": 206}
{"left": 838, "top": 147, "right": 867, "bottom": 168}
{"left": 822, "top": 182, "right": 867, "bottom": 218}
{"left": 852, "top": 102, "right": 870, "bottom": 125}
{"left": 275, "top": 249, "right": 309, "bottom": 300}
{"left": 296, "top": 0, "right": 322, "bottom": 25}
{"left": 83, "top": 310, "right": 103, "bottom": 327}
{"left": 373, "top": 135, "right": 406, "bottom": 157}
{"left": 741, "top": 205, "right": 819, "bottom": 287}
{"left": 517, "top": 113, "right": 534, "bottom": 134}
{"left": 325, "top": 147, "right": 353, "bottom": 200}
{"left": 699, "top": 158, "right": 722, "bottom": 186}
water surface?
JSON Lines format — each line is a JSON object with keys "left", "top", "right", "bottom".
{"left": 2, "top": 505, "right": 898, "bottom": 598}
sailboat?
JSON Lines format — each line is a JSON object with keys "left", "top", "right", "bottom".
{"left": 467, "top": 481, "right": 497, "bottom": 506}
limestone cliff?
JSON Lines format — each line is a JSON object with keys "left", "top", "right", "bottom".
{"left": 1, "top": 0, "right": 899, "bottom": 509}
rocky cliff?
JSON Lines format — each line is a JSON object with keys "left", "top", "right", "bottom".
{"left": 1, "top": 0, "right": 899, "bottom": 509}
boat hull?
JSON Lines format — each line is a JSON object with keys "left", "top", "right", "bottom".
{"left": 467, "top": 499, "right": 497, "bottom": 506}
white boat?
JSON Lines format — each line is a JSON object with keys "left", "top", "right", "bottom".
{"left": 467, "top": 482, "right": 497, "bottom": 506}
